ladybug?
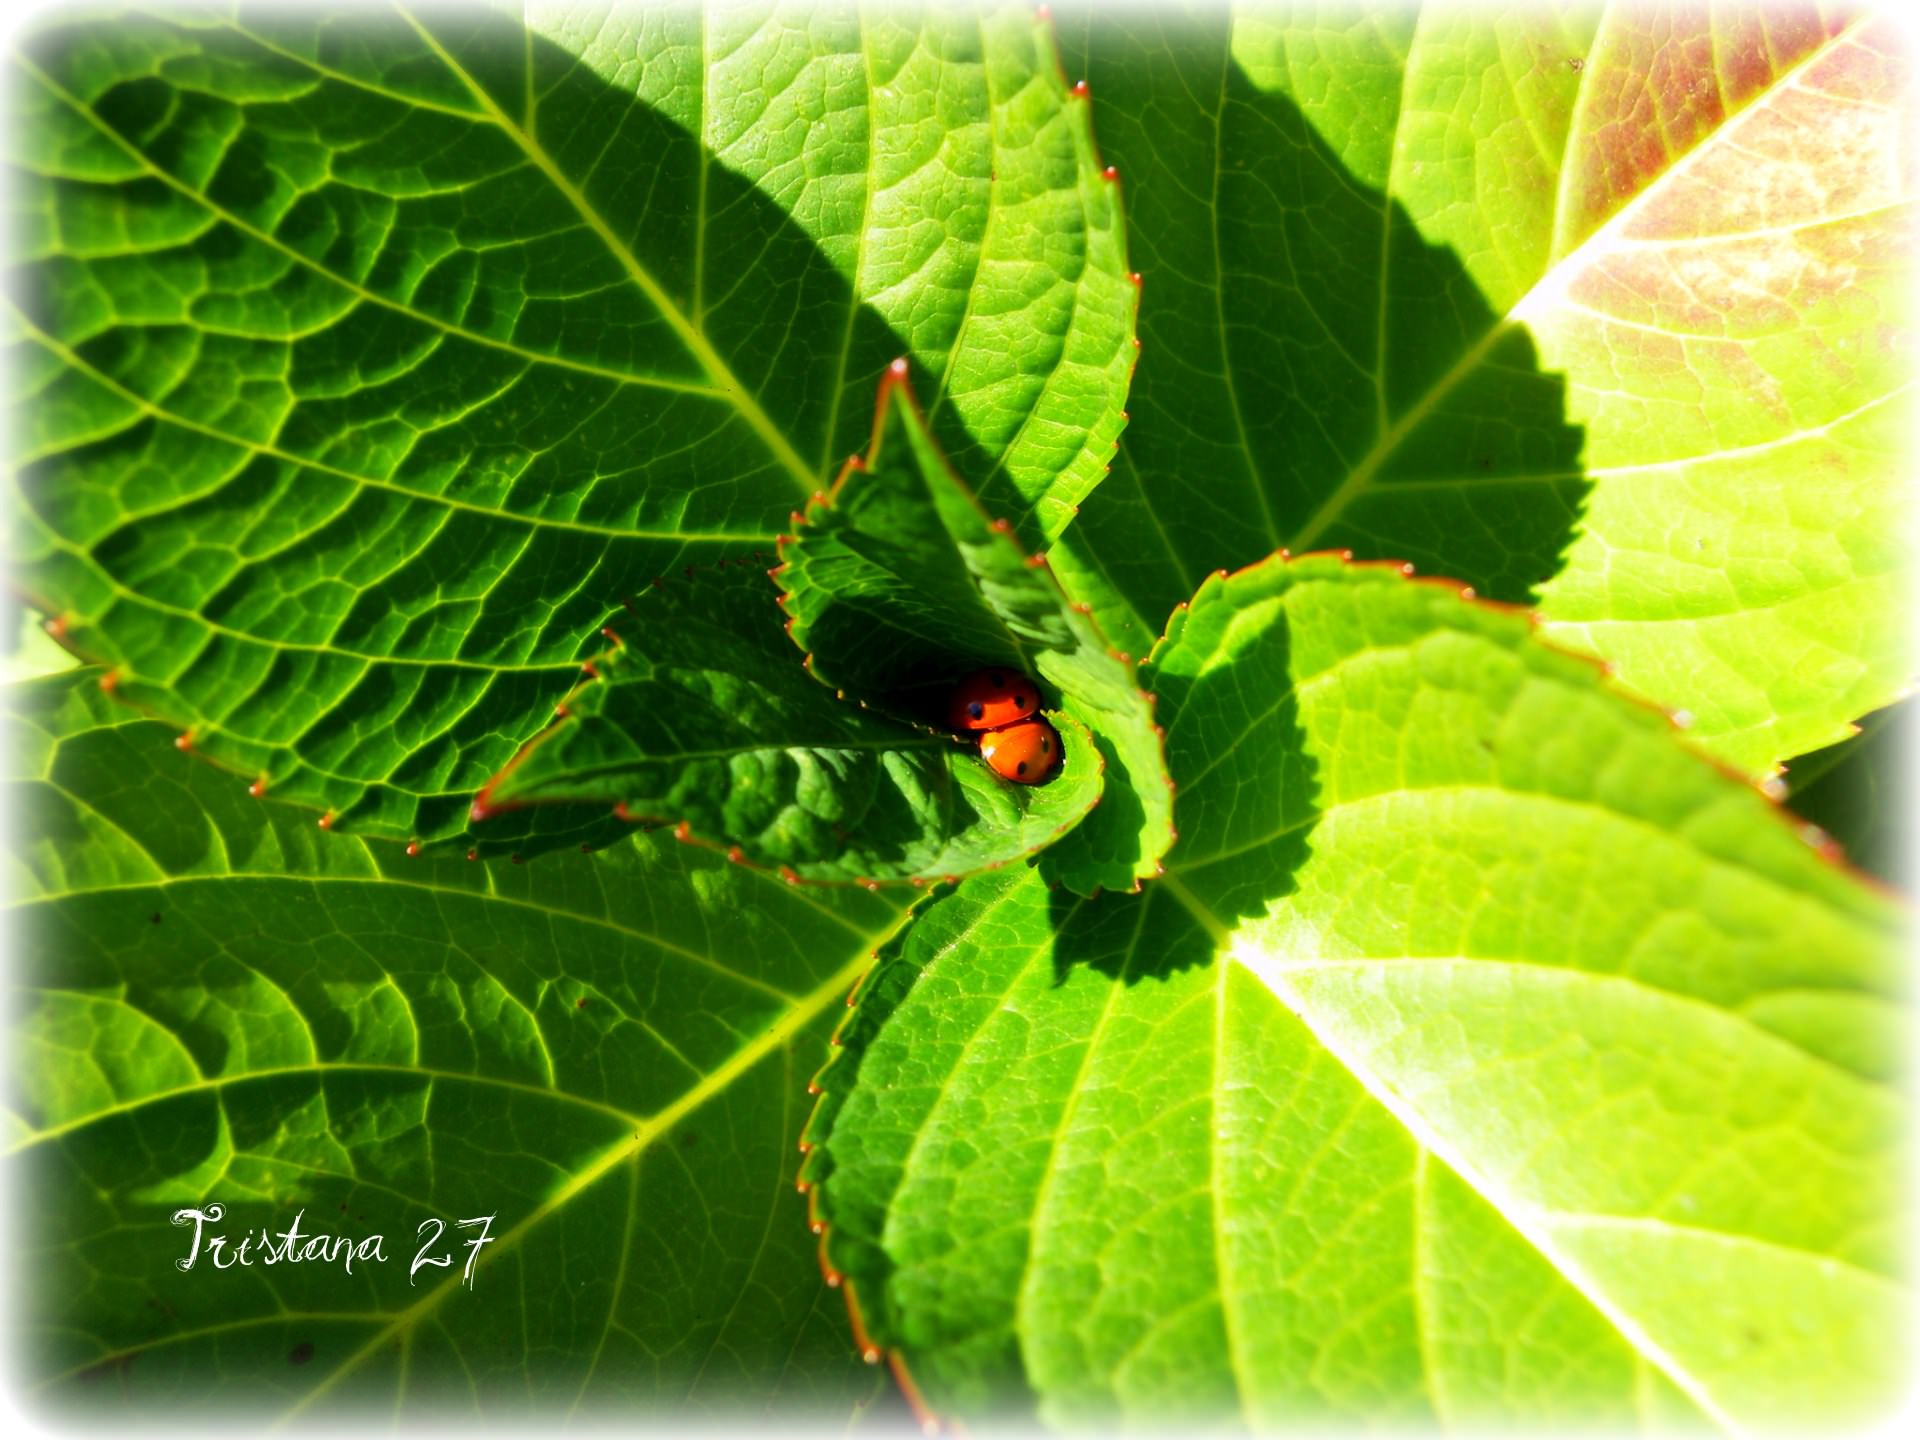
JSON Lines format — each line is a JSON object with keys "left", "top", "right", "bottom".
{"left": 978, "top": 719, "right": 1062, "bottom": 784}
{"left": 947, "top": 668, "right": 1041, "bottom": 731}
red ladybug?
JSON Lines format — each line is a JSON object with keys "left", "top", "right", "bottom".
{"left": 979, "top": 719, "right": 1062, "bottom": 784}
{"left": 947, "top": 668, "right": 1041, "bottom": 731}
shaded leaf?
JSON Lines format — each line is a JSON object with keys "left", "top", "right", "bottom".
{"left": 475, "top": 559, "right": 1103, "bottom": 884}
{"left": 805, "top": 556, "right": 1904, "bottom": 1431}
{"left": 1783, "top": 700, "right": 1913, "bottom": 887}
{"left": 1048, "top": 2, "right": 1910, "bottom": 775}
{"left": 8, "top": 0, "right": 1134, "bottom": 843}
{"left": 5, "top": 669, "right": 913, "bottom": 1421}
{"left": 778, "top": 366, "right": 1171, "bottom": 896}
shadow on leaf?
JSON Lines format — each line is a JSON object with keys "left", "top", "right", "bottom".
{"left": 1051, "top": 10, "right": 1588, "bottom": 653}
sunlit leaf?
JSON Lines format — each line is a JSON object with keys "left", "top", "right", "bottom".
{"left": 806, "top": 556, "right": 1904, "bottom": 1431}
{"left": 1048, "top": 2, "right": 1909, "bottom": 776}
{"left": 9, "top": 0, "right": 1134, "bottom": 843}
{"left": 4, "top": 669, "right": 913, "bottom": 1420}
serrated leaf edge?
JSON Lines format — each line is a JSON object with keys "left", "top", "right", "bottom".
{"left": 1146, "top": 545, "right": 1900, "bottom": 899}
{"left": 773, "top": 357, "right": 1172, "bottom": 893}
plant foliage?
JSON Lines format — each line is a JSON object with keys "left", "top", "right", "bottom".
{"left": 5, "top": 0, "right": 1908, "bottom": 1431}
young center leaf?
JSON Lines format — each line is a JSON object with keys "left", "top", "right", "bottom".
{"left": 777, "top": 365, "right": 1171, "bottom": 897}
{"left": 8, "top": 0, "right": 1133, "bottom": 846}
{"left": 4, "top": 670, "right": 914, "bottom": 1421}
{"left": 473, "top": 560, "right": 1100, "bottom": 886}
{"left": 1048, "top": 4, "right": 1911, "bottom": 777}
{"left": 802, "top": 556, "right": 1904, "bottom": 1431}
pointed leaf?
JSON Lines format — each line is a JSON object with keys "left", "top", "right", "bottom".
{"left": 475, "top": 560, "right": 1103, "bottom": 885}
{"left": 778, "top": 368, "right": 1171, "bottom": 895}
{"left": 9, "top": 0, "right": 1134, "bottom": 844}
{"left": 1782, "top": 700, "right": 1913, "bottom": 886}
{"left": 5, "top": 669, "right": 911, "bottom": 1419}
{"left": 805, "top": 556, "right": 1904, "bottom": 1430}
{"left": 1049, "top": 3, "right": 1910, "bottom": 775}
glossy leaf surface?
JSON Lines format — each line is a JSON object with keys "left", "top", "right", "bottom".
{"left": 1049, "top": 2, "right": 1910, "bottom": 776}
{"left": 777, "top": 369, "right": 1170, "bottom": 895}
{"left": 9, "top": 0, "right": 1133, "bottom": 842}
{"left": 5, "top": 670, "right": 912, "bottom": 1420}
{"left": 805, "top": 557, "right": 1904, "bottom": 1431}
{"left": 476, "top": 560, "right": 1103, "bottom": 884}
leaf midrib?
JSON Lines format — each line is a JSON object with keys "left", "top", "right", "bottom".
{"left": 1144, "top": 867, "right": 1735, "bottom": 1436}
{"left": 1152, "top": 868, "right": 1869, "bottom": 1434}
{"left": 13, "top": 53, "right": 727, "bottom": 404}
{"left": 271, "top": 935, "right": 889, "bottom": 1427}
{"left": 393, "top": 3, "right": 818, "bottom": 497}
{"left": 1281, "top": 14, "right": 1876, "bottom": 558}
{"left": 12, "top": 304, "right": 774, "bottom": 550}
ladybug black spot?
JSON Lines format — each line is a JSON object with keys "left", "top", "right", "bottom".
{"left": 1017, "top": 761, "right": 1029, "bottom": 775}
{"left": 1040, "top": 736, "right": 1050, "bottom": 752}
{"left": 968, "top": 700, "right": 984, "bottom": 720}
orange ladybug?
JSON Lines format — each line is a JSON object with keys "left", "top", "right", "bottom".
{"left": 947, "top": 668, "right": 1042, "bottom": 730}
{"left": 979, "top": 719, "right": 1062, "bottom": 784}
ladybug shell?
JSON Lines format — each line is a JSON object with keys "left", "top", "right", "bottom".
{"left": 947, "top": 668, "right": 1041, "bottom": 731}
{"left": 979, "top": 719, "right": 1062, "bottom": 784}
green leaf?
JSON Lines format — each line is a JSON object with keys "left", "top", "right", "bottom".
{"left": 777, "top": 367, "right": 1171, "bottom": 896}
{"left": 9, "top": 0, "right": 1134, "bottom": 844}
{"left": 805, "top": 556, "right": 1904, "bottom": 1430}
{"left": 1782, "top": 700, "right": 1913, "bottom": 888}
{"left": 474, "top": 558, "right": 1103, "bottom": 884}
{"left": 5, "top": 668, "right": 915, "bottom": 1420}
{"left": 1048, "top": 3, "right": 1909, "bottom": 775}
{"left": 3, "top": 600, "right": 77, "bottom": 682}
